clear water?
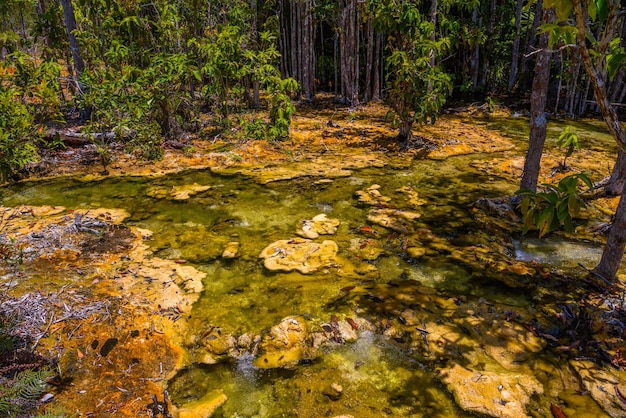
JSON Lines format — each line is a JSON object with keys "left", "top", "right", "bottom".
{"left": 0, "top": 130, "right": 613, "bottom": 416}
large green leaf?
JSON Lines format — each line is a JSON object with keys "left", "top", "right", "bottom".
{"left": 595, "top": 0, "right": 608, "bottom": 22}
{"left": 607, "top": 53, "right": 626, "bottom": 81}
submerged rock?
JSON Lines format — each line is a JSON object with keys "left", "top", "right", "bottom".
{"left": 396, "top": 186, "right": 427, "bottom": 208}
{"left": 356, "top": 184, "right": 391, "bottom": 206}
{"left": 348, "top": 238, "right": 385, "bottom": 261}
{"left": 254, "top": 316, "right": 308, "bottom": 369}
{"left": 146, "top": 183, "right": 211, "bottom": 200}
{"left": 259, "top": 238, "right": 339, "bottom": 274}
{"left": 367, "top": 208, "right": 421, "bottom": 234}
{"left": 571, "top": 360, "right": 626, "bottom": 417}
{"left": 177, "top": 389, "right": 227, "bottom": 418}
{"left": 440, "top": 363, "right": 543, "bottom": 418}
{"left": 296, "top": 214, "right": 341, "bottom": 239}
{"left": 221, "top": 241, "right": 240, "bottom": 259}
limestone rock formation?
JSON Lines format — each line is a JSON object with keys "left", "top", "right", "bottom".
{"left": 259, "top": 238, "right": 338, "bottom": 274}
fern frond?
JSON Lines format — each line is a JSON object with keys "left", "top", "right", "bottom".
{"left": 12, "top": 368, "right": 54, "bottom": 400}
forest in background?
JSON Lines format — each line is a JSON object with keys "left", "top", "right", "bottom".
{"left": 2, "top": 0, "right": 626, "bottom": 168}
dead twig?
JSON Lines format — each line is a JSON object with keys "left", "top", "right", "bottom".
{"left": 31, "top": 312, "right": 55, "bottom": 351}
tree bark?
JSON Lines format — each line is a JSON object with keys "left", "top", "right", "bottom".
{"left": 508, "top": 0, "right": 524, "bottom": 91}
{"left": 364, "top": 16, "right": 374, "bottom": 102}
{"left": 372, "top": 32, "right": 382, "bottom": 101}
{"left": 59, "top": 0, "right": 89, "bottom": 119}
{"left": 59, "top": 0, "right": 84, "bottom": 82}
{"left": 520, "top": 8, "right": 553, "bottom": 193}
{"left": 340, "top": 0, "right": 359, "bottom": 105}
{"left": 571, "top": 0, "right": 626, "bottom": 280}
{"left": 302, "top": 0, "right": 312, "bottom": 101}
{"left": 519, "top": 0, "right": 543, "bottom": 94}
{"left": 469, "top": 8, "right": 480, "bottom": 94}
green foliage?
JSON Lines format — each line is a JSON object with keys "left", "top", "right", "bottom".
{"left": 0, "top": 367, "right": 55, "bottom": 417}
{"left": 267, "top": 77, "right": 299, "bottom": 140}
{"left": 556, "top": 126, "right": 580, "bottom": 167}
{"left": 516, "top": 173, "right": 593, "bottom": 238}
{"left": 2, "top": 52, "right": 64, "bottom": 124}
{"left": 0, "top": 87, "right": 40, "bottom": 182}
{"left": 368, "top": 0, "right": 452, "bottom": 142}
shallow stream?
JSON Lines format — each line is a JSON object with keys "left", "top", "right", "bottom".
{"left": 0, "top": 116, "right": 621, "bottom": 417}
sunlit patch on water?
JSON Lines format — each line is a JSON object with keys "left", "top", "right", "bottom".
{"left": 513, "top": 236, "right": 603, "bottom": 267}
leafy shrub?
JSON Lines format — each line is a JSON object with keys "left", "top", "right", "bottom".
{"left": 556, "top": 126, "right": 580, "bottom": 168}
{"left": 0, "top": 87, "right": 40, "bottom": 182}
{"left": 515, "top": 173, "right": 592, "bottom": 237}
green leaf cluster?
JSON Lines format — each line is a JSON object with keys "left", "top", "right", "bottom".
{"left": 368, "top": 0, "right": 453, "bottom": 140}
{"left": 516, "top": 173, "right": 592, "bottom": 238}
{"left": 0, "top": 87, "right": 40, "bottom": 182}
{"left": 556, "top": 126, "right": 580, "bottom": 166}
{"left": 0, "top": 367, "right": 55, "bottom": 417}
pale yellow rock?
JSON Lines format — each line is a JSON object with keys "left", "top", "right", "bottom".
{"left": 406, "top": 246, "right": 426, "bottom": 259}
{"left": 440, "top": 364, "right": 543, "bottom": 418}
{"left": 259, "top": 238, "right": 338, "bottom": 274}
{"left": 348, "top": 238, "right": 385, "bottom": 260}
{"left": 296, "top": 214, "right": 341, "bottom": 239}
{"left": 367, "top": 208, "right": 420, "bottom": 233}
{"left": 571, "top": 360, "right": 626, "bottom": 418}
{"left": 356, "top": 184, "right": 392, "bottom": 205}
{"left": 146, "top": 183, "right": 210, "bottom": 200}
{"left": 254, "top": 316, "right": 308, "bottom": 369}
{"left": 177, "top": 389, "right": 227, "bottom": 418}
{"left": 222, "top": 241, "right": 240, "bottom": 258}
{"left": 396, "top": 186, "right": 427, "bottom": 208}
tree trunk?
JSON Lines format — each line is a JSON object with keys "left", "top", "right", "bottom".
{"left": 519, "top": 0, "right": 543, "bottom": 94}
{"left": 340, "top": 0, "right": 359, "bottom": 105}
{"left": 520, "top": 8, "right": 553, "bottom": 193}
{"left": 59, "top": 0, "right": 84, "bottom": 82}
{"left": 554, "top": 51, "right": 563, "bottom": 114}
{"left": 397, "top": 118, "right": 413, "bottom": 151}
{"left": 59, "top": 0, "right": 88, "bottom": 119}
{"left": 565, "top": 57, "right": 581, "bottom": 116}
{"left": 595, "top": 191, "right": 626, "bottom": 281}
{"left": 479, "top": 0, "right": 496, "bottom": 92}
{"left": 372, "top": 32, "right": 382, "bottom": 101}
{"left": 469, "top": 8, "right": 480, "bottom": 94}
{"left": 571, "top": 0, "right": 626, "bottom": 280}
{"left": 364, "top": 16, "right": 374, "bottom": 102}
{"left": 302, "top": 0, "right": 312, "bottom": 101}
{"left": 251, "top": 0, "right": 260, "bottom": 108}
{"left": 508, "top": 0, "right": 524, "bottom": 91}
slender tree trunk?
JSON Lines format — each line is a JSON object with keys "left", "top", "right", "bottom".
{"left": 302, "top": 0, "right": 312, "bottom": 101}
{"left": 571, "top": 0, "right": 626, "bottom": 280}
{"left": 364, "top": 16, "right": 374, "bottom": 102}
{"left": 519, "top": 0, "right": 543, "bottom": 93}
{"left": 566, "top": 57, "right": 581, "bottom": 116}
{"left": 429, "top": 0, "right": 437, "bottom": 67}
{"left": 251, "top": 0, "right": 260, "bottom": 108}
{"left": 290, "top": 1, "right": 298, "bottom": 81}
{"left": 596, "top": 192, "right": 626, "bottom": 281}
{"left": 334, "top": 32, "right": 340, "bottom": 99}
{"left": 579, "top": 76, "right": 591, "bottom": 115}
{"left": 508, "top": 0, "right": 524, "bottom": 91}
{"left": 59, "top": 0, "right": 85, "bottom": 82}
{"left": 372, "top": 32, "right": 382, "bottom": 101}
{"left": 555, "top": 52, "right": 563, "bottom": 114}
{"left": 59, "top": 0, "right": 88, "bottom": 119}
{"left": 340, "top": 0, "right": 359, "bottom": 105}
{"left": 520, "top": 8, "right": 553, "bottom": 193}
{"left": 479, "top": 0, "right": 496, "bottom": 92}
{"left": 469, "top": 8, "right": 480, "bottom": 94}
